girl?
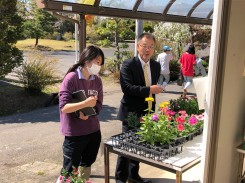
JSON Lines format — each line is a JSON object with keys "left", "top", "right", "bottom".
{"left": 58, "top": 45, "right": 104, "bottom": 181}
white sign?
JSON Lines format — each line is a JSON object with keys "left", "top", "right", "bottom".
{"left": 63, "top": 5, "right": 72, "bottom": 11}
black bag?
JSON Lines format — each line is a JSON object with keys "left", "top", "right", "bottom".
{"left": 177, "top": 70, "right": 184, "bottom": 86}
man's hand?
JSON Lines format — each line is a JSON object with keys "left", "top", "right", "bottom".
{"left": 150, "top": 85, "right": 164, "bottom": 94}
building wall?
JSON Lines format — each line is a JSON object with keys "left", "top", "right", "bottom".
{"left": 213, "top": 0, "right": 245, "bottom": 182}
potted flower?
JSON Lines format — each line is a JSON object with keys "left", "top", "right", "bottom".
{"left": 56, "top": 166, "right": 92, "bottom": 183}
{"left": 137, "top": 98, "right": 178, "bottom": 146}
{"left": 137, "top": 112, "right": 177, "bottom": 146}
{"left": 169, "top": 96, "right": 204, "bottom": 115}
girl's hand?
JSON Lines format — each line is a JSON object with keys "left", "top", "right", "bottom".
{"left": 79, "top": 111, "right": 89, "bottom": 120}
{"left": 86, "top": 96, "right": 98, "bottom": 107}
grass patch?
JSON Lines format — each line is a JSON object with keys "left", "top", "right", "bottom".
{"left": 16, "top": 39, "right": 77, "bottom": 51}
{"left": 0, "top": 74, "right": 118, "bottom": 117}
{"left": 0, "top": 81, "right": 59, "bottom": 117}
{"left": 37, "top": 172, "right": 45, "bottom": 176}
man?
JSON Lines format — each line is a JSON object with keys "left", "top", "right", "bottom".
{"left": 115, "top": 33, "right": 163, "bottom": 183}
{"left": 156, "top": 45, "right": 174, "bottom": 89}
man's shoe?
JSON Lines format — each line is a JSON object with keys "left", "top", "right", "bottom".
{"left": 128, "top": 176, "right": 152, "bottom": 183}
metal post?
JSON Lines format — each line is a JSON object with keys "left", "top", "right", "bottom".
{"left": 79, "top": 14, "right": 86, "bottom": 53}
{"left": 104, "top": 145, "right": 110, "bottom": 183}
{"left": 134, "top": 19, "right": 143, "bottom": 56}
{"left": 75, "top": 14, "right": 79, "bottom": 63}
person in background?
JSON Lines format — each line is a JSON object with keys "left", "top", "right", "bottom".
{"left": 179, "top": 44, "right": 196, "bottom": 97}
{"left": 156, "top": 45, "right": 174, "bottom": 90}
{"left": 115, "top": 32, "right": 163, "bottom": 183}
{"left": 194, "top": 57, "right": 207, "bottom": 77}
{"left": 57, "top": 45, "right": 104, "bottom": 182}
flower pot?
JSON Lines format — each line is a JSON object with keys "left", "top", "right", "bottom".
{"left": 186, "top": 133, "right": 194, "bottom": 141}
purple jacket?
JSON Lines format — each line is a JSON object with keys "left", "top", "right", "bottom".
{"left": 59, "top": 68, "right": 103, "bottom": 136}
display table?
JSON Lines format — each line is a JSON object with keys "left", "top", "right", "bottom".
{"left": 236, "top": 143, "right": 245, "bottom": 183}
{"left": 104, "top": 135, "right": 203, "bottom": 183}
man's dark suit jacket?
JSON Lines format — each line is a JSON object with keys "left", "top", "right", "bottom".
{"left": 117, "top": 56, "right": 161, "bottom": 121}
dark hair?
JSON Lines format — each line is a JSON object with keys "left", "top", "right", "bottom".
{"left": 186, "top": 44, "right": 195, "bottom": 54}
{"left": 137, "top": 32, "right": 156, "bottom": 43}
{"left": 65, "top": 45, "right": 104, "bottom": 75}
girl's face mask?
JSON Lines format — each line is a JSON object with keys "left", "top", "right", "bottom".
{"left": 87, "top": 63, "right": 101, "bottom": 75}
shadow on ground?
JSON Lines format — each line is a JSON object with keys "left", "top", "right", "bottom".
{"left": 0, "top": 104, "right": 118, "bottom": 124}
{"left": 99, "top": 104, "right": 118, "bottom": 122}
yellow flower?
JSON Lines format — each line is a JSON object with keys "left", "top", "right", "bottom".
{"left": 159, "top": 101, "right": 170, "bottom": 108}
{"left": 145, "top": 97, "right": 154, "bottom": 102}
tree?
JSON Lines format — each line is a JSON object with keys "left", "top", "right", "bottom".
{"left": 189, "top": 25, "right": 212, "bottom": 44}
{"left": 154, "top": 23, "right": 191, "bottom": 59}
{"left": 96, "top": 18, "right": 135, "bottom": 45}
{"left": 21, "top": 0, "right": 57, "bottom": 46}
{"left": 0, "top": 0, "right": 23, "bottom": 78}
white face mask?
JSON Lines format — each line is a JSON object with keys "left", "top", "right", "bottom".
{"left": 87, "top": 63, "right": 101, "bottom": 75}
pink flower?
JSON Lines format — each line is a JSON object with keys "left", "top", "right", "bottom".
{"left": 140, "top": 117, "right": 144, "bottom": 123}
{"left": 57, "top": 175, "right": 64, "bottom": 183}
{"left": 179, "top": 110, "right": 186, "bottom": 115}
{"left": 166, "top": 109, "right": 176, "bottom": 116}
{"left": 196, "top": 114, "right": 205, "bottom": 120}
{"left": 73, "top": 167, "right": 77, "bottom": 171}
{"left": 177, "top": 124, "right": 184, "bottom": 131}
{"left": 86, "top": 180, "right": 93, "bottom": 183}
{"left": 152, "top": 113, "right": 159, "bottom": 121}
{"left": 189, "top": 115, "right": 197, "bottom": 125}
{"left": 167, "top": 116, "right": 172, "bottom": 121}
{"left": 66, "top": 178, "right": 70, "bottom": 183}
{"left": 176, "top": 116, "right": 185, "bottom": 124}
{"left": 161, "top": 107, "right": 168, "bottom": 115}
{"left": 179, "top": 110, "right": 188, "bottom": 118}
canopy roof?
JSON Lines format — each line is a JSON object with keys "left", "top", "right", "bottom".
{"left": 37, "top": 0, "right": 214, "bottom": 25}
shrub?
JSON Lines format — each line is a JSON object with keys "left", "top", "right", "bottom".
{"left": 46, "top": 31, "right": 61, "bottom": 40}
{"left": 104, "top": 43, "right": 133, "bottom": 76}
{"left": 63, "top": 32, "right": 73, "bottom": 41}
{"left": 15, "top": 51, "right": 60, "bottom": 95}
{"left": 97, "top": 39, "right": 111, "bottom": 47}
{"left": 105, "top": 58, "right": 118, "bottom": 73}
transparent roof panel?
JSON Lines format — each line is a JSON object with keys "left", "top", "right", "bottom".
{"left": 168, "top": 0, "right": 199, "bottom": 16}
{"left": 99, "top": 0, "right": 137, "bottom": 10}
{"left": 137, "top": 0, "right": 170, "bottom": 14}
{"left": 53, "top": 0, "right": 95, "bottom": 5}
{"left": 42, "top": 0, "right": 213, "bottom": 24}
{"left": 191, "top": 0, "right": 214, "bottom": 18}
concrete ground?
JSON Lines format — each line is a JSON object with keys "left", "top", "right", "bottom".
{"left": 0, "top": 80, "right": 201, "bottom": 183}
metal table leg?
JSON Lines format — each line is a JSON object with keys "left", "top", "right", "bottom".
{"left": 238, "top": 153, "right": 244, "bottom": 183}
{"left": 176, "top": 171, "right": 182, "bottom": 183}
{"left": 104, "top": 145, "right": 110, "bottom": 183}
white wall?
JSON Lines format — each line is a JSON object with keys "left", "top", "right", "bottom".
{"left": 213, "top": 1, "right": 245, "bottom": 182}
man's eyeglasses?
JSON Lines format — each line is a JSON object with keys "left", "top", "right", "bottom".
{"left": 139, "top": 44, "right": 155, "bottom": 50}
